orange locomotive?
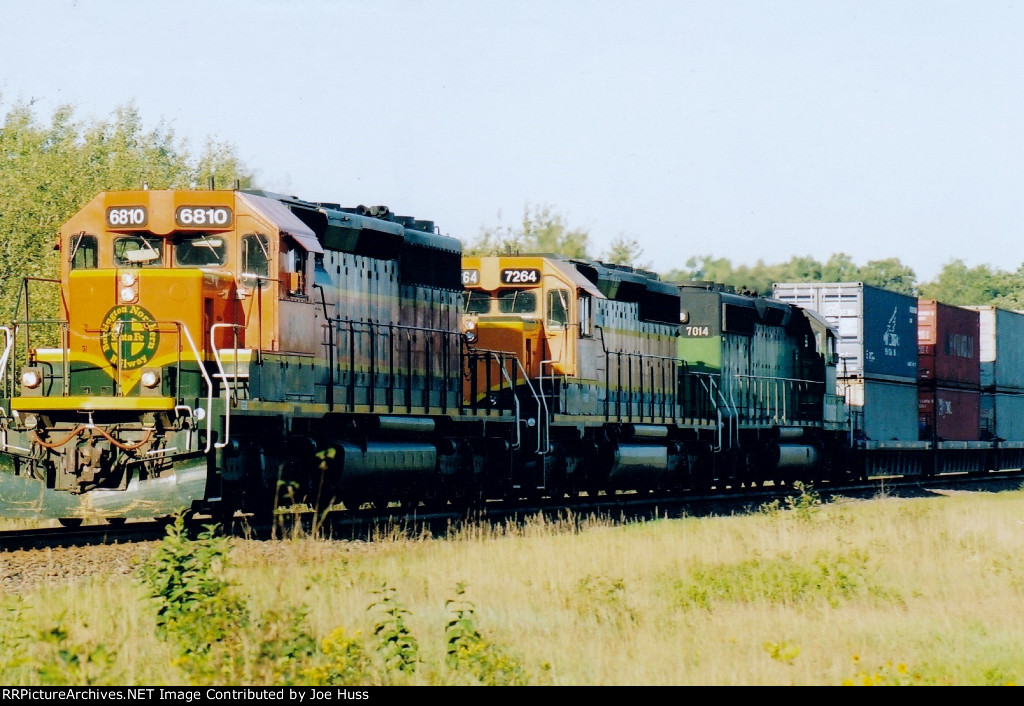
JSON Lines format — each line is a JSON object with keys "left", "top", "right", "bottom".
{"left": 0, "top": 188, "right": 484, "bottom": 523}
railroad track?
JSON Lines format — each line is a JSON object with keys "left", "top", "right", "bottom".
{"left": 3, "top": 470, "right": 1023, "bottom": 553}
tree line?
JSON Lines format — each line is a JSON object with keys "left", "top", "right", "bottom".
{"left": 466, "top": 206, "right": 1024, "bottom": 308}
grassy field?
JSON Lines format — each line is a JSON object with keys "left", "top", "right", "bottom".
{"left": 3, "top": 483, "right": 1024, "bottom": 685}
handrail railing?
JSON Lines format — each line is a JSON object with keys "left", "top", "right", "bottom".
{"left": 0, "top": 327, "right": 13, "bottom": 399}
{"left": 4, "top": 315, "right": 214, "bottom": 454}
{"left": 2, "top": 320, "right": 69, "bottom": 398}
{"left": 471, "top": 348, "right": 548, "bottom": 452}
{"left": 694, "top": 373, "right": 725, "bottom": 452}
{"left": 211, "top": 323, "right": 245, "bottom": 450}
{"left": 320, "top": 316, "right": 462, "bottom": 414}
{"left": 178, "top": 323, "right": 214, "bottom": 454}
{"left": 730, "top": 373, "right": 826, "bottom": 425}
{"left": 603, "top": 349, "right": 680, "bottom": 422}
{"left": 12, "top": 277, "right": 64, "bottom": 362}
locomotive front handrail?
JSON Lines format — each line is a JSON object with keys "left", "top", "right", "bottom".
{"left": 103, "top": 319, "right": 214, "bottom": 453}
{"left": 0, "top": 327, "right": 12, "bottom": 400}
{"left": 8, "top": 316, "right": 211, "bottom": 455}
{"left": 694, "top": 373, "right": 725, "bottom": 452}
{"left": 178, "top": 322, "right": 214, "bottom": 454}
{"left": 537, "top": 359, "right": 556, "bottom": 455}
{"left": 460, "top": 345, "right": 545, "bottom": 451}
{"left": 484, "top": 348, "right": 546, "bottom": 452}
{"left": 13, "top": 277, "right": 64, "bottom": 362}
{"left": 211, "top": 323, "right": 245, "bottom": 450}
{"left": 3, "top": 321, "right": 71, "bottom": 398}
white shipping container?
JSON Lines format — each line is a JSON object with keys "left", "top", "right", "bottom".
{"left": 772, "top": 282, "right": 917, "bottom": 382}
{"left": 842, "top": 378, "right": 919, "bottom": 442}
{"left": 965, "top": 306, "right": 1024, "bottom": 392}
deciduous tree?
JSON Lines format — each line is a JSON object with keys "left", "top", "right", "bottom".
{"left": 0, "top": 99, "right": 254, "bottom": 325}
{"left": 466, "top": 204, "right": 590, "bottom": 258}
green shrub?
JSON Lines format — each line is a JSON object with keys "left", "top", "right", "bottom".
{"left": 138, "top": 513, "right": 321, "bottom": 685}
{"left": 663, "top": 549, "right": 896, "bottom": 611}
{"left": 0, "top": 597, "right": 121, "bottom": 686}
{"left": 368, "top": 583, "right": 420, "bottom": 677}
{"left": 445, "top": 584, "right": 531, "bottom": 686}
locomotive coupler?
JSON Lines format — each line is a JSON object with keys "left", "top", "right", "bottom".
{"left": 57, "top": 433, "right": 115, "bottom": 493}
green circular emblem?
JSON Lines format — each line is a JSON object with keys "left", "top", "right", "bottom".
{"left": 100, "top": 305, "right": 160, "bottom": 370}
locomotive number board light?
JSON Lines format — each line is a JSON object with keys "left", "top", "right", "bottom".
{"left": 500, "top": 268, "right": 541, "bottom": 285}
{"left": 174, "top": 206, "right": 233, "bottom": 228}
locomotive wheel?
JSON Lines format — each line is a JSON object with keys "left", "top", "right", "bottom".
{"left": 106, "top": 517, "right": 127, "bottom": 526}
{"left": 57, "top": 518, "right": 83, "bottom": 528}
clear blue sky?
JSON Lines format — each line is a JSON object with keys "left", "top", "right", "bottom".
{"left": 2, "top": 0, "right": 1022, "bottom": 281}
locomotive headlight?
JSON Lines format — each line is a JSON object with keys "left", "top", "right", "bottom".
{"left": 119, "top": 272, "right": 137, "bottom": 287}
{"left": 140, "top": 369, "right": 161, "bottom": 389}
{"left": 20, "top": 369, "right": 41, "bottom": 389}
{"left": 463, "top": 318, "right": 478, "bottom": 343}
{"left": 119, "top": 286, "right": 138, "bottom": 303}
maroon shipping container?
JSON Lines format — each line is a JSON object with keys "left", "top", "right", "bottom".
{"left": 917, "top": 300, "right": 980, "bottom": 388}
{"left": 919, "top": 384, "right": 981, "bottom": 441}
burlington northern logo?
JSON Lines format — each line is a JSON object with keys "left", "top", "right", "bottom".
{"left": 100, "top": 305, "right": 160, "bottom": 370}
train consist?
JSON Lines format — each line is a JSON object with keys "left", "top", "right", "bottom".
{"left": 0, "top": 187, "right": 1020, "bottom": 524}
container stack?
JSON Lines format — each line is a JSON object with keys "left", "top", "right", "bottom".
{"left": 917, "top": 300, "right": 980, "bottom": 441}
{"left": 964, "top": 306, "right": 1024, "bottom": 441}
{"left": 772, "top": 282, "right": 919, "bottom": 443}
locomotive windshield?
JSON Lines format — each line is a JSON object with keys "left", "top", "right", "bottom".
{"left": 463, "top": 289, "right": 539, "bottom": 314}
{"left": 113, "top": 235, "right": 162, "bottom": 267}
{"left": 463, "top": 290, "right": 491, "bottom": 314}
{"left": 497, "top": 288, "right": 536, "bottom": 314}
{"left": 175, "top": 234, "right": 227, "bottom": 267}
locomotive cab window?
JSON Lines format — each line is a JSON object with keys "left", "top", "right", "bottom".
{"left": 497, "top": 288, "right": 537, "bottom": 314}
{"left": 241, "top": 233, "right": 270, "bottom": 288}
{"left": 113, "top": 235, "right": 162, "bottom": 268}
{"left": 463, "top": 291, "right": 492, "bottom": 314}
{"left": 547, "top": 288, "right": 570, "bottom": 328}
{"left": 69, "top": 233, "right": 98, "bottom": 269}
{"left": 578, "top": 293, "right": 593, "bottom": 337}
{"left": 175, "top": 234, "right": 227, "bottom": 268}
{"left": 283, "top": 245, "right": 307, "bottom": 296}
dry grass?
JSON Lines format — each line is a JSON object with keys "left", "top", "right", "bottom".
{"left": 5, "top": 486, "right": 1024, "bottom": 685}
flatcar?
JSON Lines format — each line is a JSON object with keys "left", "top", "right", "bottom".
{"left": 1, "top": 187, "right": 1022, "bottom": 525}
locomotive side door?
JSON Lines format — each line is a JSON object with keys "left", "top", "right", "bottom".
{"left": 277, "top": 237, "right": 320, "bottom": 355}
{"left": 239, "top": 230, "right": 278, "bottom": 352}
{"left": 543, "top": 286, "right": 575, "bottom": 378}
